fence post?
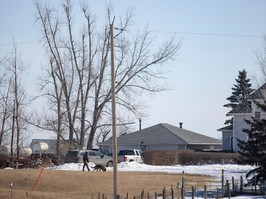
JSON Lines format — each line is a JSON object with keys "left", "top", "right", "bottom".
{"left": 232, "top": 177, "right": 235, "bottom": 192}
{"left": 191, "top": 186, "right": 195, "bottom": 199}
{"left": 204, "top": 185, "right": 207, "bottom": 199}
{"left": 176, "top": 182, "right": 180, "bottom": 198}
{"left": 141, "top": 190, "right": 144, "bottom": 199}
{"left": 226, "top": 180, "right": 230, "bottom": 199}
{"left": 221, "top": 169, "right": 224, "bottom": 194}
{"left": 216, "top": 188, "right": 220, "bottom": 199}
{"left": 181, "top": 171, "right": 185, "bottom": 199}
{"left": 240, "top": 176, "right": 243, "bottom": 193}
{"left": 162, "top": 187, "right": 166, "bottom": 199}
{"left": 9, "top": 182, "right": 13, "bottom": 199}
{"left": 171, "top": 185, "right": 174, "bottom": 199}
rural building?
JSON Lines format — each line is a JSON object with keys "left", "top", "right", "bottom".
{"left": 98, "top": 123, "right": 221, "bottom": 153}
{"left": 30, "top": 139, "right": 57, "bottom": 155}
{"left": 218, "top": 83, "right": 266, "bottom": 152}
{"left": 29, "top": 139, "right": 78, "bottom": 157}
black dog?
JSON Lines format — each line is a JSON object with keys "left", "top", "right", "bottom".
{"left": 92, "top": 164, "right": 106, "bottom": 172}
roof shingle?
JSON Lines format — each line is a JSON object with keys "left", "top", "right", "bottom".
{"left": 99, "top": 123, "right": 221, "bottom": 146}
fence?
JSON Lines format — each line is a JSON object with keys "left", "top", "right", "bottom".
{"left": 5, "top": 169, "right": 266, "bottom": 199}
{"left": 113, "top": 170, "right": 266, "bottom": 199}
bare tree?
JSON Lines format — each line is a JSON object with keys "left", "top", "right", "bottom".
{"left": 35, "top": 1, "right": 93, "bottom": 149}
{"left": 0, "top": 85, "right": 12, "bottom": 146}
{"left": 255, "top": 36, "right": 266, "bottom": 84}
{"left": 0, "top": 44, "right": 28, "bottom": 158}
{"left": 0, "top": 59, "right": 12, "bottom": 146}
{"left": 35, "top": 0, "right": 181, "bottom": 149}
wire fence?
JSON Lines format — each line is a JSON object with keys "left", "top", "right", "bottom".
{"left": 5, "top": 168, "right": 266, "bottom": 199}
{"left": 113, "top": 170, "right": 266, "bottom": 199}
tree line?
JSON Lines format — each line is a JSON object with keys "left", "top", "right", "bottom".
{"left": 0, "top": 1, "right": 181, "bottom": 159}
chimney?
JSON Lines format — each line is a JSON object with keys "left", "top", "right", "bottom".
{"left": 139, "top": 118, "right": 142, "bottom": 130}
{"left": 179, "top": 122, "right": 183, "bottom": 128}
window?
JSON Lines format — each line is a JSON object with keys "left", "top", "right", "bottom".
{"left": 89, "top": 151, "right": 96, "bottom": 156}
{"left": 255, "top": 111, "right": 261, "bottom": 119}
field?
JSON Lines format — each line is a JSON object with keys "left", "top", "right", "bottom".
{"left": 0, "top": 168, "right": 212, "bottom": 199}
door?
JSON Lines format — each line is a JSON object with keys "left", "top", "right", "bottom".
{"left": 230, "top": 137, "right": 233, "bottom": 151}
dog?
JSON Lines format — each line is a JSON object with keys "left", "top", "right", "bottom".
{"left": 92, "top": 164, "right": 106, "bottom": 172}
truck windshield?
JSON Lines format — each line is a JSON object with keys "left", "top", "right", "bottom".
{"left": 118, "top": 150, "right": 134, "bottom": 155}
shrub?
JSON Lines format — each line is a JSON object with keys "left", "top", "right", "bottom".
{"left": 143, "top": 150, "right": 239, "bottom": 165}
{"left": 0, "top": 154, "right": 9, "bottom": 168}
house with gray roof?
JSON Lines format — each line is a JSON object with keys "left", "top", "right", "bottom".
{"left": 98, "top": 123, "right": 221, "bottom": 153}
{"left": 218, "top": 83, "right": 266, "bottom": 152}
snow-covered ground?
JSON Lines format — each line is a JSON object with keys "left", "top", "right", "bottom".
{"left": 48, "top": 163, "right": 265, "bottom": 199}
{"left": 49, "top": 162, "right": 253, "bottom": 181}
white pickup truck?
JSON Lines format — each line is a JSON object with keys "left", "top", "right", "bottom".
{"left": 117, "top": 149, "right": 143, "bottom": 163}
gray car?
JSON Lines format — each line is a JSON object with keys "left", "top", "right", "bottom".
{"left": 65, "top": 149, "right": 113, "bottom": 167}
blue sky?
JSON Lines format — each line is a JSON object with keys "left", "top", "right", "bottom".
{"left": 1, "top": 0, "right": 266, "bottom": 139}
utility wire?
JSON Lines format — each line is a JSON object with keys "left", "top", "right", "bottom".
{"left": 0, "top": 40, "right": 39, "bottom": 46}
{"left": 149, "top": 30, "right": 264, "bottom": 38}
{"left": 0, "top": 30, "right": 264, "bottom": 46}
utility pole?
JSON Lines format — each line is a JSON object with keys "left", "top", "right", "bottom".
{"left": 110, "top": 20, "right": 118, "bottom": 199}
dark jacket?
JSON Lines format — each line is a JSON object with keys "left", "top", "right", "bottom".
{"left": 83, "top": 152, "right": 89, "bottom": 162}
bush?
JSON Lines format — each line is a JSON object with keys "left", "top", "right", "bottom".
{"left": 143, "top": 150, "right": 239, "bottom": 165}
{"left": 143, "top": 150, "right": 179, "bottom": 165}
{"left": 0, "top": 154, "right": 9, "bottom": 168}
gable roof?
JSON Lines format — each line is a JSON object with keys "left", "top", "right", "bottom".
{"left": 229, "top": 83, "right": 266, "bottom": 114}
{"left": 250, "top": 82, "right": 266, "bottom": 100}
{"left": 99, "top": 123, "right": 221, "bottom": 146}
{"left": 228, "top": 101, "right": 252, "bottom": 114}
{"left": 162, "top": 123, "right": 221, "bottom": 144}
{"left": 217, "top": 125, "right": 233, "bottom": 132}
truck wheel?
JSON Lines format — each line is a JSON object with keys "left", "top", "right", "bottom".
{"left": 107, "top": 161, "right": 113, "bottom": 167}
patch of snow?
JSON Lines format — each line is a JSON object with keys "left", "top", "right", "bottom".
{"left": 48, "top": 162, "right": 254, "bottom": 181}
{"left": 47, "top": 163, "right": 263, "bottom": 199}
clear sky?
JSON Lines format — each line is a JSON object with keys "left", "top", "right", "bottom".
{"left": 1, "top": 0, "right": 266, "bottom": 140}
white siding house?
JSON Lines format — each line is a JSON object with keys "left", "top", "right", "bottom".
{"left": 232, "top": 113, "right": 252, "bottom": 152}
{"left": 219, "top": 83, "right": 266, "bottom": 152}
{"left": 218, "top": 125, "right": 233, "bottom": 151}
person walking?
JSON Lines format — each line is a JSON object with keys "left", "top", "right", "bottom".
{"left": 82, "top": 151, "right": 90, "bottom": 171}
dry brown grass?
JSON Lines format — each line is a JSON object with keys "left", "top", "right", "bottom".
{"left": 0, "top": 168, "right": 214, "bottom": 199}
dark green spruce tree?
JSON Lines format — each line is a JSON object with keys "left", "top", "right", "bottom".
{"left": 224, "top": 69, "right": 253, "bottom": 125}
{"left": 237, "top": 116, "right": 266, "bottom": 185}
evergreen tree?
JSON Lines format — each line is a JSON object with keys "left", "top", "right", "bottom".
{"left": 224, "top": 69, "right": 253, "bottom": 125}
{"left": 237, "top": 117, "right": 266, "bottom": 185}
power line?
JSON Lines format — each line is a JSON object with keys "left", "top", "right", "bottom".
{"left": 139, "top": 29, "right": 264, "bottom": 38}
{"left": 0, "top": 30, "right": 264, "bottom": 47}
{"left": 0, "top": 40, "right": 39, "bottom": 46}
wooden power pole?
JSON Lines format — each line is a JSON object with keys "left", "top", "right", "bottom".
{"left": 110, "top": 21, "right": 118, "bottom": 199}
